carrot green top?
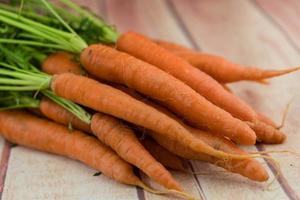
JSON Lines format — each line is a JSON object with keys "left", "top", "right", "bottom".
{"left": 0, "top": 0, "right": 119, "bottom": 53}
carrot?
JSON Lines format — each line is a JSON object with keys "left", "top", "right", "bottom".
{"left": 90, "top": 113, "right": 183, "bottom": 191}
{"left": 150, "top": 129, "right": 268, "bottom": 182}
{"left": 221, "top": 84, "right": 232, "bottom": 93}
{"left": 257, "top": 112, "right": 277, "bottom": 128}
{"left": 50, "top": 73, "right": 254, "bottom": 159}
{"left": 116, "top": 32, "right": 286, "bottom": 144}
{"left": 80, "top": 44, "right": 256, "bottom": 145}
{"left": 0, "top": 6, "right": 257, "bottom": 144}
{"left": 113, "top": 86, "right": 269, "bottom": 180}
{"left": 247, "top": 121, "right": 286, "bottom": 144}
{"left": 39, "top": 97, "right": 92, "bottom": 133}
{"left": 109, "top": 85, "right": 268, "bottom": 180}
{"left": 155, "top": 39, "right": 300, "bottom": 83}
{"left": 140, "top": 136, "right": 187, "bottom": 171}
{"left": 0, "top": 110, "right": 147, "bottom": 188}
{"left": 116, "top": 32, "right": 258, "bottom": 122}
{"left": 38, "top": 81, "right": 183, "bottom": 190}
{"left": 42, "top": 52, "right": 84, "bottom": 75}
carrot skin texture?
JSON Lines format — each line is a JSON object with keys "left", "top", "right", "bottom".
{"left": 39, "top": 95, "right": 182, "bottom": 190}
{"left": 118, "top": 32, "right": 285, "bottom": 144}
{"left": 39, "top": 97, "right": 92, "bottom": 133}
{"left": 50, "top": 73, "right": 232, "bottom": 158}
{"left": 115, "top": 87, "right": 268, "bottom": 181}
{"left": 152, "top": 129, "right": 268, "bottom": 182}
{"left": 248, "top": 121, "right": 286, "bottom": 144}
{"left": 0, "top": 110, "right": 142, "bottom": 186}
{"left": 42, "top": 52, "right": 84, "bottom": 75}
{"left": 41, "top": 57, "right": 183, "bottom": 190}
{"left": 189, "top": 128, "right": 269, "bottom": 182}
{"left": 141, "top": 137, "right": 186, "bottom": 171}
{"left": 156, "top": 40, "right": 300, "bottom": 83}
{"left": 117, "top": 32, "right": 258, "bottom": 123}
{"left": 80, "top": 44, "right": 256, "bottom": 145}
{"left": 91, "top": 113, "right": 183, "bottom": 191}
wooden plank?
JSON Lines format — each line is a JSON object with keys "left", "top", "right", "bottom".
{"left": 256, "top": 0, "right": 300, "bottom": 50}
{"left": 73, "top": 0, "right": 106, "bottom": 17}
{"left": 140, "top": 170, "right": 203, "bottom": 200}
{"left": 2, "top": 147, "right": 138, "bottom": 200}
{"left": 105, "top": 0, "right": 191, "bottom": 46}
{"left": 105, "top": 0, "right": 291, "bottom": 199}
{"left": 0, "top": 138, "right": 8, "bottom": 196}
{"left": 170, "top": 0, "right": 300, "bottom": 199}
{"left": 106, "top": 1, "right": 202, "bottom": 199}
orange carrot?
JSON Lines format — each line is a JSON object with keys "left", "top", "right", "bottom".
{"left": 111, "top": 85, "right": 268, "bottom": 180}
{"left": 155, "top": 40, "right": 300, "bottom": 83}
{"left": 247, "top": 120, "right": 285, "bottom": 144}
{"left": 91, "top": 113, "right": 182, "bottom": 191}
{"left": 116, "top": 32, "right": 287, "bottom": 144}
{"left": 80, "top": 44, "right": 256, "bottom": 145}
{"left": 39, "top": 64, "right": 183, "bottom": 191}
{"left": 116, "top": 32, "right": 257, "bottom": 122}
{"left": 221, "top": 84, "right": 232, "bottom": 93}
{"left": 140, "top": 136, "right": 187, "bottom": 171}
{"left": 39, "top": 97, "right": 92, "bottom": 133}
{"left": 39, "top": 97, "right": 183, "bottom": 191}
{"left": 0, "top": 110, "right": 146, "bottom": 187}
{"left": 45, "top": 51, "right": 281, "bottom": 143}
{"left": 151, "top": 129, "right": 269, "bottom": 182}
{"left": 42, "top": 52, "right": 84, "bottom": 75}
{"left": 51, "top": 73, "right": 259, "bottom": 160}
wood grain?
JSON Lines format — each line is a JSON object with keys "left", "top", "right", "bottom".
{"left": 170, "top": 0, "right": 300, "bottom": 199}
{"left": 106, "top": 0, "right": 191, "bottom": 46}
{"left": 256, "top": 0, "right": 300, "bottom": 51}
{"left": 1, "top": 0, "right": 300, "bottom": 199}
{"left": 2, "top": 147, "right": 139, "bottom": 200}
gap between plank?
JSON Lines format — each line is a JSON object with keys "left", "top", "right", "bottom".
{"left": 256, "top": 144, "right": 300, "bottom": 200}
{"left": 250, "top": 0, "right": 300, "bottom": 54}
{"left": 164, "top": 1, "right": 299, "bottom": 199}
{"left": 164, "top": 0, "right": 200, "bottom": 50}
{"left": 188, "top": 162, "right": 207, "bottom": 200}
{"left": 0, "top": 140, "right": 12, "bottom": 200}
{"left": 135, "top": 169, "right": 146, "bottom": 200}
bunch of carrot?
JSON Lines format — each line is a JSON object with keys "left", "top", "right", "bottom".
{"left": 0, "top": 0, "right": 298, "bottom": 199}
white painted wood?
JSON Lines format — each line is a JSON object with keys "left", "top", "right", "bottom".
{"left": 106, "top": 0, "right": 191, "bottom": 47}
{"left": 0, "top": 137, "right": 5, "bottom": 160}
{"left": 140, "top": 170, "right": 203, "bottom": 200}
{"left": 172, "top": 0, "right": 300, "bottom": 197}
{"left": 191, "top": 160, "right": 288, "bottom": 200}
{"left": 2, "top": 0, "right": 300, "bottom": 199}
{"left": 2, "top": 147, "right": 138, "bottom": 200}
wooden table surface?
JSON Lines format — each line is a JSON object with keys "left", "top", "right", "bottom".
{"left": 1, "top": 0, "right": 300, "bottom": 199}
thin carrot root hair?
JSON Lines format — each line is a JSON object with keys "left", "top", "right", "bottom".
{"left": 257, "top": 66, "right": 300, "bottom": 82}
{"left": 250, "top": 150, "right": 300, "bottom": 157}
{"left": 277, "top": 96, "right": 294, "bottom": 129}
{"left": 137, "top": 181, "right": 197, "bottom": 200}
